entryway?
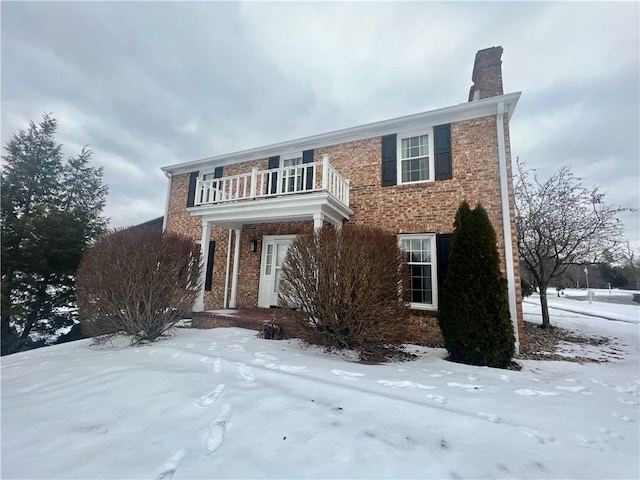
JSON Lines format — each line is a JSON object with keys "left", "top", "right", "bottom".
{"left": 258, "top": 235, "right": 296, "bottom": 307}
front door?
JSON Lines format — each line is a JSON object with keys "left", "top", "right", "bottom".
{"left": 258, "top": 235, "right": 296, "bottom": 307}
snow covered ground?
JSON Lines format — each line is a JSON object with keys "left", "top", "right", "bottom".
{"left": 2, "top": 298, "right": 639, "bottom": 479}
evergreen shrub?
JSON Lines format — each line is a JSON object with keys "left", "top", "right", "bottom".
{"left": 437, "top": 201, "right": 515, "bottom": 367}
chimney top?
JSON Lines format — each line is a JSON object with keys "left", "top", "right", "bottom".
{"left": 468, "top": 46, "right": 504, "bottom": 102}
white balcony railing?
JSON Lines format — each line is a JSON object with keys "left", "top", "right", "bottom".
{"left": 194, "top": 154, "right": 350, "bottom": 208}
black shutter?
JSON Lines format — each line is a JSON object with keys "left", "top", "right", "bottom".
{"left": 434, "top": 124, "right": 452, "bottom": 180}
{"left": 302, "top": 149, "right": 314, "bottom": 190}
{"left": 436, "top": 233, "right": 453, "bottom": 305}
{"left": 268, "top": 156, "right": 280, "bottom": 194}
{"left": 381, "top": 134, "right": 397, "bottom": 186}
{"left": 212, "top": 167, "right": 223, "bottom": 202}
{"left": 204, "top": 240, "right": 216, "bottom": 292}
{"left": 186, "top": 171, "right": 199, "bottom": 207}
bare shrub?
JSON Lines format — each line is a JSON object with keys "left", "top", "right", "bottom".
{"left": 76, "top": 228, "right": 201, "bottom": 343}
{"left": 258, "top": 322, "right": 287, "bottom": 340}
{"left": 278, "top": 225, "right": 409, "bottom": 361}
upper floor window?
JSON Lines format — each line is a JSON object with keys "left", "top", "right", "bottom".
{"left": 281, "top": 154, "right": 303, "bottom": 193}
{"left": 401, "top": 134, "right": 429, "bottom": 182}
{"left": 381, "top": 124, "right": 451, "bottom": 187}
{"left": 398, "top": 130, "right": 434, "bottom": 184}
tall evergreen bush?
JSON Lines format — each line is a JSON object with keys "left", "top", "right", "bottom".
{"left": 437, "top": 201, "right": 514, "bottom": 367}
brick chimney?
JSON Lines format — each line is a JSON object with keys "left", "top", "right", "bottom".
{"left": 468, "top": 46, "right": 504, "bottom": 101}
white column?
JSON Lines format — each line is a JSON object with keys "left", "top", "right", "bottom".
{"left": 229, "top": 228, "right": 242, "bottom": 308}
{"left": 313, "top": 213, "right": 324, "bottom": 229}
{"left": 223, "top": 229, "right": 233, "bottom": 309}
{"left": 322, "top": 154, "right": 329, "bottom": 190}
{"left": 194, "top": 220, "right": 212, "bottom": 312}
{"left": 250, "top": 167, "right": 258, "bottom": 199}
{"left": 496, "top": 101, "right": 519, "bottom": 355}
{"left": 162, "top": 172, "right": 172, "bottom": 232}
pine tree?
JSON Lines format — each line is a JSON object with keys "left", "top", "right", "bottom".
{"left": 437, "top": 201, "right": 515, "bottom": 368}
{"left": 1, "top": 114, "right": 108, "bottom": 354}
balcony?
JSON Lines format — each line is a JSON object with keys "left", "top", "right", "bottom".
{"left": 188, "top": 155, "right": 352, "bottom": 228}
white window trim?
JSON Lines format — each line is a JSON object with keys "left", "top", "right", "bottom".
{"left": 397, "top": 127, "right": 435, "bottom": 185}
{"left": 199, "top": 169, "right": 217, "bottom": 180}
{"left": 398, "top": 233, "right": 438, "bottom": 310}
{"left": 281, "top": 151, "right": 303, "bottom": 163}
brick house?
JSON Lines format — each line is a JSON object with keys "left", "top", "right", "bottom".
{"left": 161, "top": 46, "right": 524, "bottom": 353}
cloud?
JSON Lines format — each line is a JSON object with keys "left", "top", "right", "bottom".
{"left": 2, "top": 1, "right": 638, "bottom": 245}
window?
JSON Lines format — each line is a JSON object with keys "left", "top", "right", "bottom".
{"left": 399, "top": 234, "right": 437, "bottom": 309}
{"left": 398, "top": 129, "right": 434, "bottom": 184}
{"left": 281, "top": 155, "right": 303, "bottom": 193}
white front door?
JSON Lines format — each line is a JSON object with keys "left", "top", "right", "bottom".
{"left": 258, "top": 235, "right": 296, "bottom": 307}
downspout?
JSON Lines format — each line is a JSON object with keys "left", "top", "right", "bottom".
{"left": 223, "top": 229, "right": 233, "bottom": 309}
{"left": 496, "top": 101, "right": 520, "bottom": 355}
{"left": 162, "top": 171, "right": 172, "bottom": 232}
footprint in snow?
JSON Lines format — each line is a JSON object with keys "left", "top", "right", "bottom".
{"left": 209, "top": 358, "right": 223, "bottom": 375}
{"left": 251, "top": 352, "right": 278, "bottom": 365}
{"left": 576, "top": 435, "right": 608, "bottom": 451}
{"left": 430, "top": 373, "right": 443, "bottom": 378}
{"left": 198, "top": 384, "right": 225, "bottom": 407}
{"left": 447, "top": 382, "right": 484, "bottom": 391}
{"left": 611, "top": 412, "right": 634, "bottom": 423}
{"left": 148, "top": 351, "right": 156, "bottom": 356}
{"left": 331, "top": 369, "right": 365, "bottom": 379}
{"left": 500, "top": 374, "right": 514, "bottom": 383}
{"left": 618, "top": 397, "right": 637, "bottom": 405}
{"left": 478, "top": 412, "right": 501, "bottom": 423}
{"left": 520, "top": 427, "right": 554, "bottom": 444}
{"left": 226, "top": 344, "right": 245, "bottom": 352}
{"left": 556, "top": 385, "right": 590, "bottom": 394}
{"left": 171, "top": 353, "right": 180, "bottom": 359}
{"left": 397, "top": 368, "right": 407, "bottom": 372}
{"left": 426, "top": 394, "right": 447, "bottom": 404}
{"left": 514, "top": 389, "right": 559, "bottom": 397}
{"left": 156, "top": 449, "right": 186, "bottom": 480}
{"left": 207, "top": 404, "right": 232, "bottom": 455}
{"left": 379, "top": 380, "right": 436, "bottom": 390}
{"left": 186, "top": 343, "right": 195, "bottom": 349}
{"left": 467, "top": 376, "right": 478, "bottom": 381}
{"left": 235, "top": 363, "right": 255, "bottom": 382}
{"left": 597, "top": 427, "right": 623, "bottom": 439}
{"left": 279, "top": 365, "right": 308, "bottom": 373}
{"left": 207, "top": 343, "right": 217, "bottom": 351}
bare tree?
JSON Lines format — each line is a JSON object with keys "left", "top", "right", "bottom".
{"left": 514, "top": 158, "right": 628, "bottom": 328}
{"left": 620, "top": 241, "right": 640, "bottom": 290}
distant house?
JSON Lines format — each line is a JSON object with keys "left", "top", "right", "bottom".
{"left": 161, "top": 47, "right": 524, "bottom": 352}
{"left": 129, "top": 216, "right": 164, "bottom": 232}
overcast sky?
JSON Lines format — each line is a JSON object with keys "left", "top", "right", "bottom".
{"left": 2, "top": 1, "right": 638, "bottom": 247}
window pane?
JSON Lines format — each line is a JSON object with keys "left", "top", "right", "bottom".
{"left": 406, "top": 258, "right": 433, "bottom": 305}
{"left": 265, "top": 244, "right": 273, "bottom": 275}
{"left": 275, "top": 243, "right": 287, "bottom": 267}
{"left": 283, "top": 157, "right": 302, "bottom": 167}
{"left": 422, "top": 238, "right": 431, "bottom": 262}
